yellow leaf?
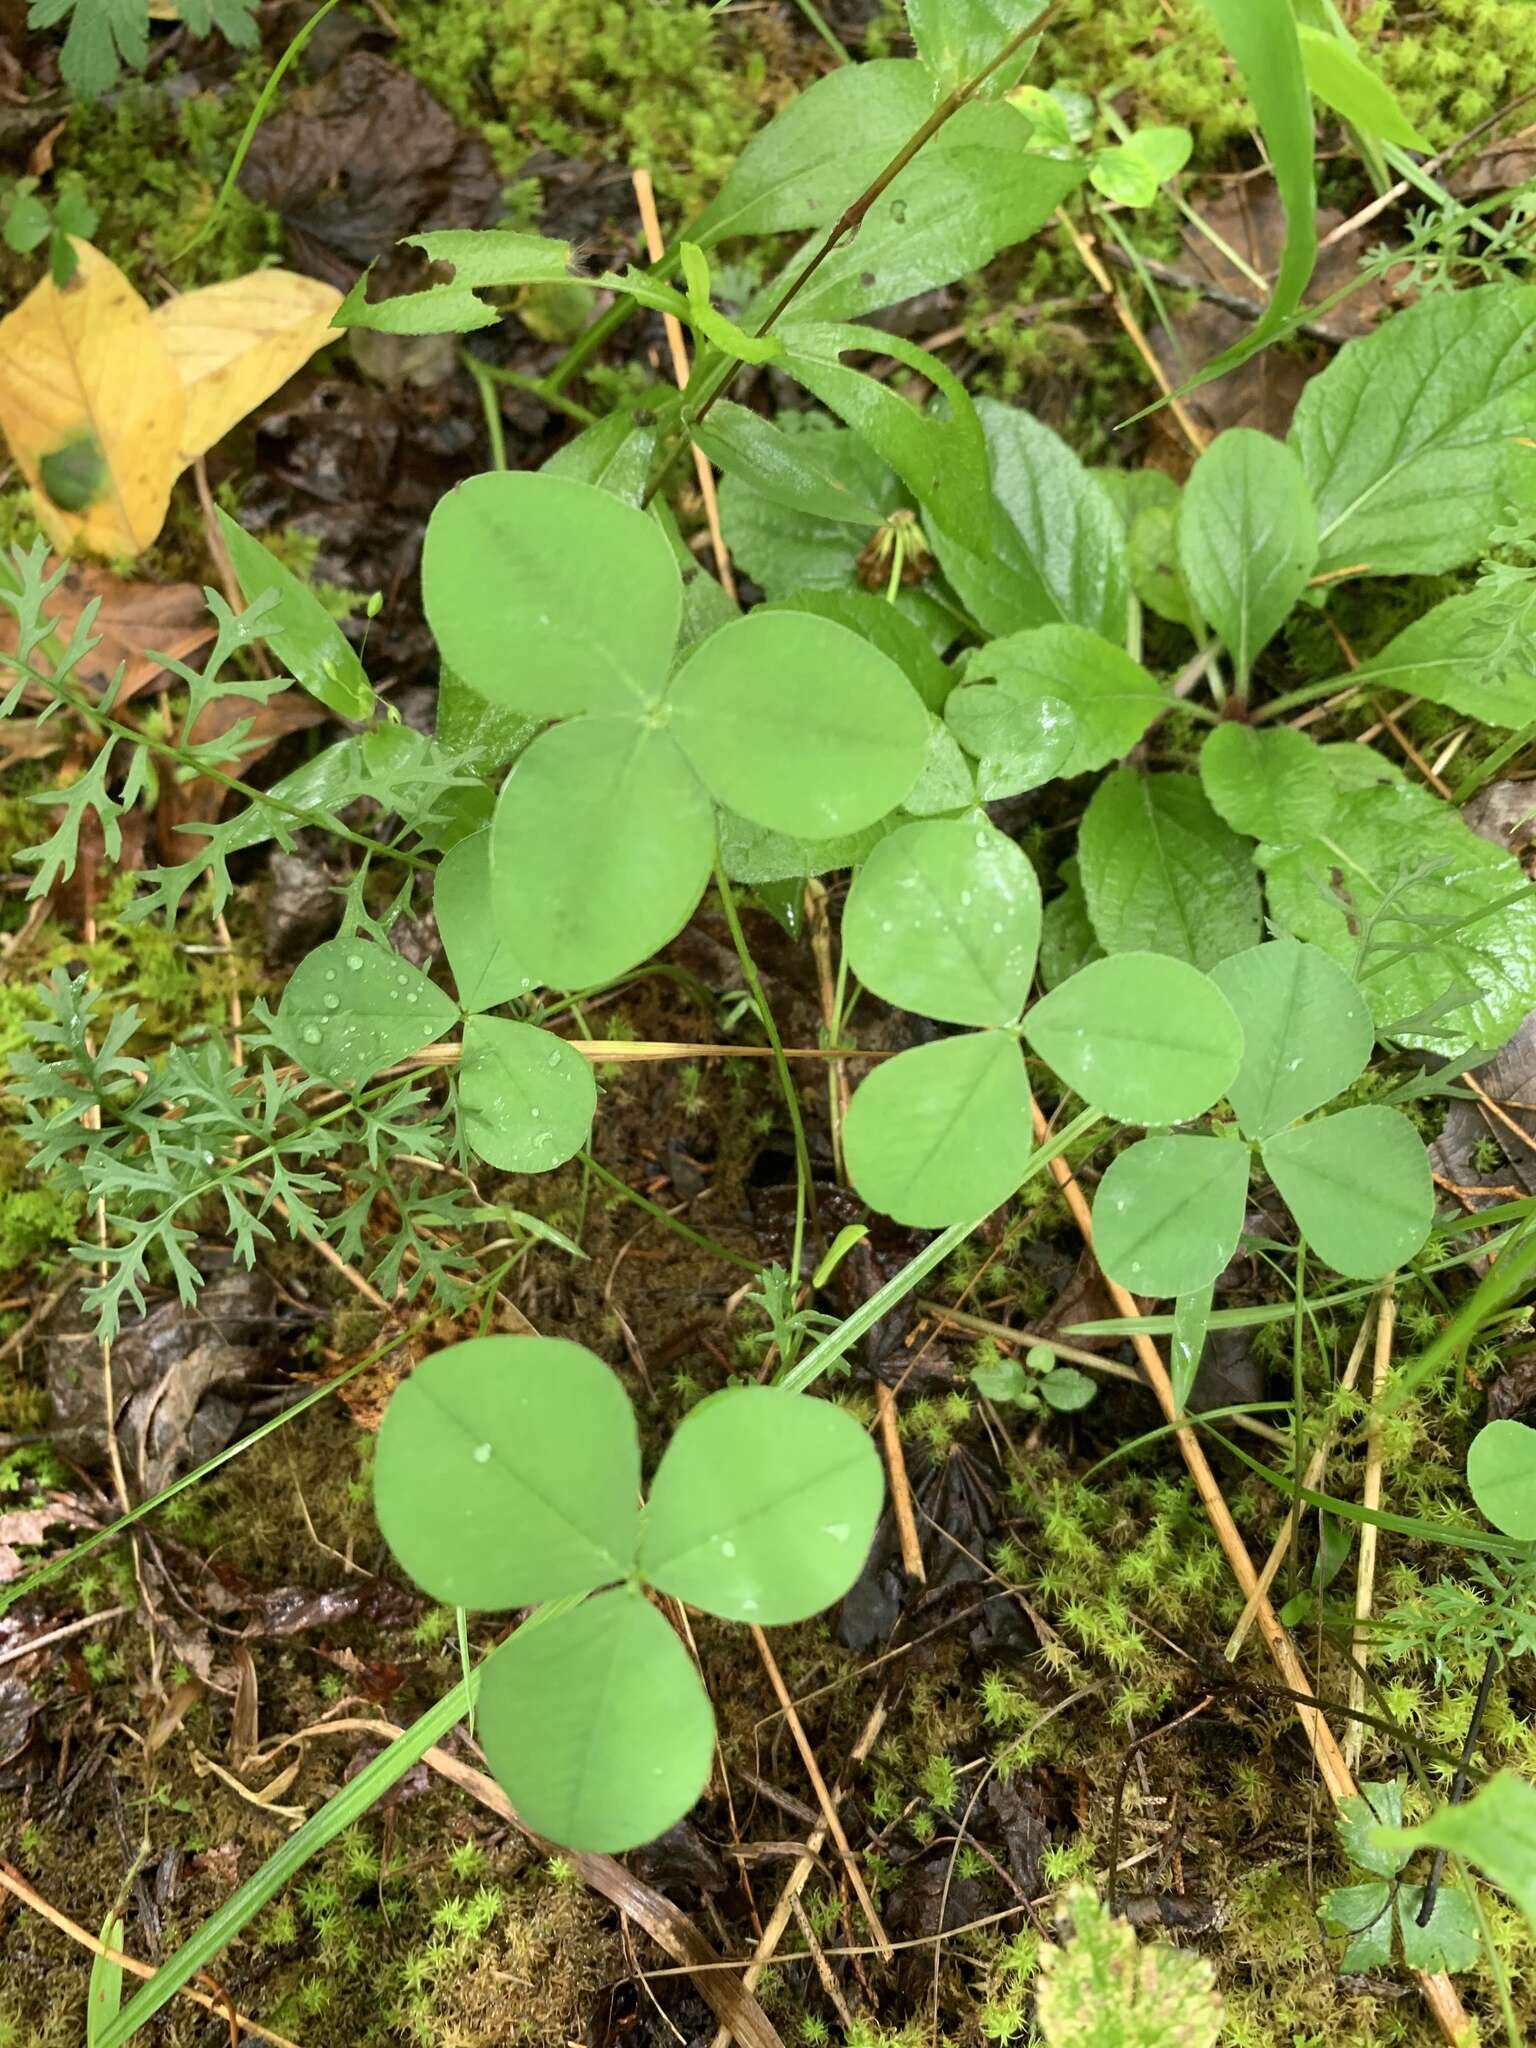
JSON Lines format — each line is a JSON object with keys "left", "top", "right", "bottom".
{"left": 153, "top": 270, "right": 344, "bottom": 465}
{"left": 0, "top": 239, "right": 185, "bottom": 557}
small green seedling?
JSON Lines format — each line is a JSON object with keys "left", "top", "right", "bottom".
{"left": 372, "top": 1336, "right": 883, "bottom": 1850}
{"left": 2, "top": 175, "right": 98, "bottom": 284}
{"left": 973, "top": 1343, "right": 1096, "bottom": 1416}
{"left": 1321, "top": 1778, "right": 1481, "bottom": 1973}
{"left": 1034, "top": 1886, "right": 1223, "bottom": 2048}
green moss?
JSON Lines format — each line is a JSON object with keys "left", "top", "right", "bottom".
{"left": 389, "top": 0, "right": 775, "bottom": 213}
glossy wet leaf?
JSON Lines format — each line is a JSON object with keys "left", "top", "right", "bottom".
{"left": 669, "top": 611, "right": 928, "bottom": 837}
{"left": 87, "top": 1913, "right": 125, "bottom": 2047}
{"left": 693, "top": 400, "right": 884, "bottom": 529}
{"left": 844, "top": 1031, "right": 1033, "bottom": 1226}
{"left": 1466, "top": 1419, "right": 1536, "bottom": 1542}
{"left": 943, "top": 682, "right": 1075, "bottom": 799}
{"left": 968, "top": 627, "right": 1163, "bottom": 778}
{"left": 478, "top": 1588, "right": 714, "bottom": 1853}
{"left": 1261, "top": 1105, "right": 1433, "bottom": 1277}
{"left": 1078, "top": 769, "right": 1262, "bottom": 968}
{"left": 927, "top": 401, "right": 1130, "bottom": 641}
{"left": 1042, "top": 1365, "right": 1097, "bottom": 1412}
{"left": 1023, "top": 953, "right": 1244, "bottom": 1125}
{"left": 435, "top": 830, "right": 534, "bottom": 1012}
{"left": 1177, "top": 430, "right": 1317, "bottom": 685}
{"left": 1197, "top": 722, "right": 1334, "bottom": 845}
{"left": 1040, "top": 857, "right": 1103, "bottom": 989}
{"left": 716, "top": 810, "right": 896, "bottom": 886}
{"left": 1170, "top": 1285, "right": 1214, "bottom": 1413}
{"left": 422, "top": 472, "right": 679, "bottom": 716}
{"left": 491, "top": 721, "right": 714, "bottom": 988}
{"left": 1093, "top": 1135, "right": 1249, "bottom": 1297}
{"left": 768, "top": 589, "right": 951, "bottom": 713}
{"left": 1290, "top": 286, "right": 1536, "bottom": 578}
{"left": 373, "top": 1336, "right": 640, "bottom": 1610}
{"left": 1373, "top": 1773, "right": 1536, "bottom": 1939}
{"left": 542, "top": 400, "right": 668, "bottom": 504}
{"left": 217, "top": 510, "right": 373, "bottom": 721}
{"left": 1210, "top": 940, "right": 1374, "bottom": 1139}
{"left": 902, "top": 718, "right": 976, "bottom": 816}
{"left": 907, "top": 0, "right": 1041, "bottom": 93}
{"left": 640, "top": 1386, "right": 883, "bottom": 1624}
{"left": 842, "top": 817, "right": 1041, "bottom": 1027}
{"left": 275, "top": 936, "right": 458, "bottom": 1087}
{"left": 459, "top": 1017, "right": 596, "bottom": 1174}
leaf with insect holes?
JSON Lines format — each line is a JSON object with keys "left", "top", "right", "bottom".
{"left": 458, "top": 1017, "right": 596, "bottom": 1174}
{"left": 478, "top": 1587, "right": 715, "bottom": 1853}
{"left": 217, "top": 510, "right": 374, "bottom": 721}
{"left": 275, "top": 936, "right": 458, "bottom": 1087}
{"left": 1210, "top": 940, "right": 1374, "bottom": 1140}
{"left": 967, "top": 628, "right": 1162, "bottom": 779}
{"left": 336, "top": 228, "right": 590, "bottom": 335}
{"left": 1078, "top": 769, "right": 1262, "bottom": 970}
{"left": 1198, "top": 722, "right": 1334, "bottom": 845}
{"left": 944, "top": 682, "right": 1076, "bottom": 800}
{"left": 423, "top": 473, "right": 680, "bottom": 717}
{"left": 842, "top": 818, "right": 1041, "bottom": 1027}
{"left": 844, "top": 1031, "right": 1033, "bottom": 1226}
{"left": 1023, "top": 953, "right": 1244, "bottom": 1125}
{"left": 435, "top": 830, "right": 535, "bottom": 1012}
{"left": 373, "top": 1336, "right": 640, "bottom": 1610}
{"left": 1372, "top": 1772, "right": 1536, "bottom": 1944}
{"left": 1177, "top": 430, "right": 1317, "bottom": 685}
{"left": 1261, "top": 1105, "right": 1433, "bottom": 1277}
{"left": 490, "top": 721, "right": 714, "bottom": 988}
{"left": 1467, "top": 1420, "right": 1536, "bottom": 1542}
{"left": 667, "top": 611, "right": 928, "bottom": 838}
{"left": 639, "top": 1386, "right": 884, "bottom": 1624}
{"left": 1093, "top": 1135, "right": 1249, "bottom": 1297}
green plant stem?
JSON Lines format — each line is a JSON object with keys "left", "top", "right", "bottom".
{"left": 713, "top": 862, "right": 822, "bottom": 1275}
{"left": 465, "top": 355, "right": 508, "bottom": 471}
{"left": 470, "top": 356, "right": 598, "bottom": 426}
{"left": 98, "top": 1673, "right": 478, "bottom": 2046}
{"left": 1389, "top": 1212, "right": 1536, "bottom": 1411}
{"left": 579, "top": 1149, "right": 758, "bottom": 1272}
{"left": 777, "top": 1105, "right": 1104, "bottom": 1395}
{"left": 1455, "top": 1848, "right": 1522, "bottom": 2048}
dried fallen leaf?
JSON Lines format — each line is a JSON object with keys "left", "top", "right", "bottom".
{"left": 0, "top": 238, "right": 185, "bottom": 555}
{"left": 153, "top": 270, "right": 344, "bottom": 465}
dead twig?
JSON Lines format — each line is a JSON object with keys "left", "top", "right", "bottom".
{"left": 875, "top": 1382, "right": 925, "bottom": 1581}
{"left": 1346, "top": 1281, "right": 1394, "bottom": 1775}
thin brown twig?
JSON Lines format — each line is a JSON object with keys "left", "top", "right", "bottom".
{"left": 1347, "top": 1281, "right": 1394, "bottom": 1775}
{"left": 874, "top": 1382, "right": 925, "bottom": 1581}
{"left": 1053, "top": 207, "right": 1208, "bottom": 455}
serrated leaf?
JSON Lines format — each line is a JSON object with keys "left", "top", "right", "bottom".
{"left": 844, "top": 1031, "right": 1033, "bottom": 1226}
{"left": 668, "top": 610, "right": 928, "bottom": 836}
{"left": 843, "top": 817, "right": 1041, "bottom": 1026}
{"left": 435, "top": 829, "right": 534, "bottom": 1012}
{"left": 1374, "top": 1773, "right": 1536, "bottom": 1943}
{"left": 716, "top": 809, "right": 897, "bottom": 886}
{"left": 373, "top": 1336, "right": 640, "bottom": 1609}
{"left": 423, "top": 472, "right": 679, "bottom": 717}
{"left": 1467, "top": 1419, "right": 1536, "bottom": 1542}
{"left": 478, "top": 1587, "right": 714, "bottom": 1852}
{"left": 907, "top": 0, "right": 1041, "bottom": 93}
{"left": 1209, "top": 939, "right": 1374, "bottom": 1139}
{"left": 1094, "top": 1135, "right": 1249, "bottom": 1297}
{"left": 1041, "top": 1364, "right": 1097, "bottom": 1412}
{"left": 275, "top": 936, "right": 458, "bottom": 1087}
{"left": 1337, "top": 1779, "right": 1410, "bottom": 1879}
{"left": 1290, "top": 285, "right": 1536, "bottom": 578}
{"left": 1350, "top": 580, "right": 1536, "bottom": 730}
{"left": 1023, "top": 952, "right": 1244, "bottom": 1125}
{"left": 968, "top": 626, "right": 1163, "bottom": 778}
{"left": 928, "top": 400, "right": 1131, "bottom": 641}
{"left": 1321, "top": 1881, "right": 1395, "bottom": 1972}
{"left": 1261, "top": 1105, "right": 1433, "bottom": 1277}
{"left": 639, "top": 1386, "right": 883, "bottom": 1623}
{"left": 1178, "top": 429, "right": 1317, "bottom": 685}
{"left": 459, "top": 1017, "right": 596, "bottom": 1173}
{"left": 1078, "top": 769, "right": 1262, "bottom": 968}
{"left": 217, "top": 510, "right": 374, "bottom": 720}
{"left": 1397, "top": 1884, "right": 1481, "bottom": 1974}
{"left": 490, "top": 722, "right": 713, "bottom": 988}
{"left": 1198, "top": 722, "right": 1334, "bottom": 844}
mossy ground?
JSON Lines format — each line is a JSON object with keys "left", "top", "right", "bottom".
{"left": 3, "top": 1, "right": 1536, "bottom": 2044}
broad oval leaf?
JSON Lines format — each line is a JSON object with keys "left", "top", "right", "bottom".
{"left": 1078, "top": 769, "right": 1262, "bottom": 968}
{"left": 842, "top": 817, "right": 1041, "bottom": 1026}
{"left": 491, "top": 721, "right": 714, "bottom": 987}
{"left": 1466, "top": 1419, "right": 1536, "bottom": 1542}
{"left": 1290, "top": 285, "right": 1536, "bottom": 578}
{"left": 422, "top": 472, "right": 680, "bottom": 716}
{"left": 1261, "top": 1105, "right": 1433, "bottom": 1277}
{"left": 717, "top": 809, "right": 897, "bottom": 886}
{"left": 218, "top": 510, "right": 374, "bottom": 720}
{"left": 459, "top": 1016, "right": 596, "bottom": 1173}
{"left": 373, "top": 1335, "right": 640, "bottom": 1609}
{"left": 1210, "top": 939, "right": 1374, "bottom": 1139}
{"left": 1093, "top": 1134, "right": 1249, "bottom": 1297}
{"left": 844, "top": 1031, "right": 1033, "bottom": 1226}
{"left": 944, "top": 681, "right": 1075, "bottom": 799}
{"left": 1198, "top": 722, "right": 1334, "bottom": 845}
{"left": 640, "top": 1386, "right": 884, "bottom": 1623}
{"left": 668, "top": 611, "right": 928, "bottom": 837}
{"left": 275, "top": 935, "right": 458, "bottom": 1088}
{"left": 1023, "top": 952, "right": 1244, "bottom": 1125}
{"left": 478, "top": 1588, "right": 714, "bottom": 1853}
{"left": 692, "top": 401, "right": 884, "bottom": 529}
{"left": 767, "top": 589, "right": 951, "bottom": 712}
{"left": 436, "top": 829, "right": 534, "bottom": 1011}
{"left": 1177, "top": 429, "right": 1317, "bottom": 685}
{"left": 968, "top": 626, "right": 1163, "bottom": 778}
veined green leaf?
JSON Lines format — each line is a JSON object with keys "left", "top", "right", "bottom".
{"left": 1350, "top": 580, "right": 1536, "bottom": 730}
{"left": 1210, "top": 939, "right": 1374, "bottom": 1139}
{"left": 1177, "top": 429, "right": 1317, "bottom": 685}
{"left": 1078, "top": 769, "right": 1262, "bottom": 968}
{"left": 844, "top": 1031, "right": 1034, "bottom": 1226}
{"left": 1297, "top": 23, "right": 1428, "bottom": 150}
{"left": 459, "top": 1017, "right": 596, "bottom": 1174}
{"left": 1198, "top": 722, "right": 1334, "bottom": 845}
{"left": 1094, "top": 1134, "right": 1249, "bottom": 1297}
{"left": 217, "top": 510, "right": 374, "bottom": 721}
{"left": 334, "top": 229, "right": 580, "bottom": 334}
{"left": 275, "top": 936, "right": 458, "bottom": 1088}
{"left": 1467, "top": 1418, "right": 1536, "bottom": 1541}
{"left": 1022, "top": 952, "right": 1244, "bottom": 1125}
{"left": 1261, "top": 1105, "right": 1433, "bottom": 1277}
{"left": 967, "top": 627, "right": 1162, "bottom": 778}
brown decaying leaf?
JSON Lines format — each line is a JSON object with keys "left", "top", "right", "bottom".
{"left": 0, "top": 1501, "right": 94, "bottom": 1583}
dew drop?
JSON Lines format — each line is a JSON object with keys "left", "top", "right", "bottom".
{"left": 472, "top": 1442, "right": 492, "bottom": 1464}
{"left": 822, "top": 1523, "right": 850, "bottom": 1543}
{"left": 719, "top": 1539, "right": 737, "bottom": 1559}
{"left": 301, "top": 1024, "right": 322, "bottom": 1046}
{"left": 406, "top": 992, "right": 419, "bottom": 1005}
{"left": 881, "top": 919, "right": 894, "bottom": 934}
{"left": 346, "top": 953, "right": 363, "bottom": 971}
{"left": 530, "top": 1106, "right": 541, "bottom": 1119}
{"left": 547, "top": 1049, "right": 561, "bottom": 1067}
{"left": 323, "top": 994, "right": 339, "bottom": 1012}
{"left": 960, "top": 890, "right": 972, "bottom": 907}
